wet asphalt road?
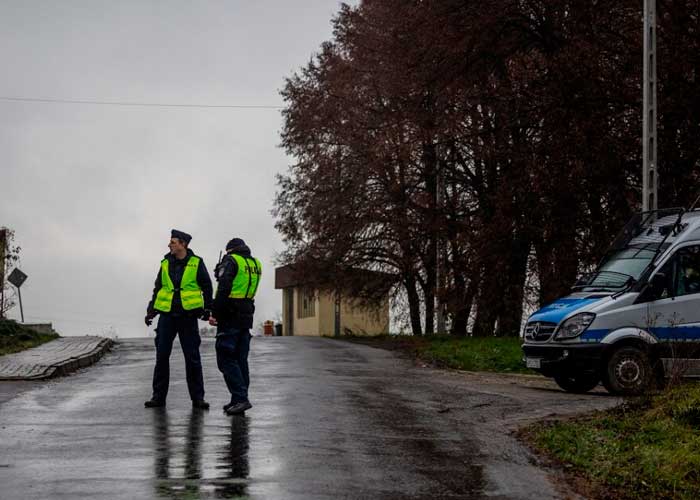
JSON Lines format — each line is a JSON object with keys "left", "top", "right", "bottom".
{"left": 0, "top": 337, "right": 618, "bottom": 499}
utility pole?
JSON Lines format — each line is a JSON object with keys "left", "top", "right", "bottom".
{"left": 334, "top": 289, "right": 341, "bottom": 337}
{"left": 642, "top": 0, "right": 658, "bottom": 212}
{"left": 436, "top": 166, "right": 446, "bottom": 334}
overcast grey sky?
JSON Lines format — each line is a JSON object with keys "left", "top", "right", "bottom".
{"left": 0, "top": 0, "right": 353, "bottom": 337}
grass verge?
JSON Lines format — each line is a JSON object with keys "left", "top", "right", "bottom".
{"left": 0, "top": 319, "right": 59, "bottom": 356}
{"left": 341, "top": 334, "right": 531, "bottom": 374}
{"left": 521, "top": 383, "right": 700, "bottom": 500}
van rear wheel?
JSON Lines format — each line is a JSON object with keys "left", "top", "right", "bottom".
{"left": 553, "top": 374, "right": 600, "bottom": 393}
{"left": 602, "top": 346, "right": 651, "bottom": 396}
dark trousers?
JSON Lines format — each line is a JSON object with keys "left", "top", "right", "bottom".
{"left": 215, "top": 326, "right": 251, "bottom": 404}
{"left": 152, "top": 313, "right": 205, "bottom": 402}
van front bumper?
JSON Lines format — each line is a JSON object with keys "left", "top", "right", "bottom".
{"left": 522, "top": 343, "right": 605, "bottom": 377}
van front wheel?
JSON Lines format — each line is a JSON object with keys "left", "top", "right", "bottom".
{"left": 553, "top": 374, "right": 600, "bottom": 393}
{"left": 602, "top": 346, "right": 651, "bottom": 395}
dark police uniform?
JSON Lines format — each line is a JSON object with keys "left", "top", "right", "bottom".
{"left": 145, "top": 233, "right": 213, "bottom": 407}
{"left": 212, "top": 238, "right": 261, "bottom": 414}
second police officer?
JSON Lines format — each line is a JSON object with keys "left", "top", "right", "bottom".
{"left": 210, "top": 237, "right": 262, "bottom": 415}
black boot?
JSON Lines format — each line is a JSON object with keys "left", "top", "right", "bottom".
{"left": 225, "top": 401, "right": 252, "bottom": 415}
{"left": 144, "top": 399, "right": 165, "bottom": 408}
{"left": 192, "top": 400, "right": 210, "bottom": 410}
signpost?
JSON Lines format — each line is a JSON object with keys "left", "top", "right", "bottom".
{"left": 7, "top": 268, "right": 27, "bottom": 323}
{"left": 334, "top": 291, "right": 341, "bottom": 337}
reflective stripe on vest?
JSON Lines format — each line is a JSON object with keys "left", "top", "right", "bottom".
{"left": 153, "top": 256, "right": 204, "bottom": 312}
{"left": 229, "top": 254, "right": 262, "bottom": 299}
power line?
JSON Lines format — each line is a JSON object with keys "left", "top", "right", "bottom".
{"left": 0, "top": 95, "right": 283, "bottom": 109}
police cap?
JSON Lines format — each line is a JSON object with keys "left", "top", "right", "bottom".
{"left": 226, "top": 238, "right": 246, "bottom": 251}
{"left": 171, "top": 229, "right": 192, "bottom": 244}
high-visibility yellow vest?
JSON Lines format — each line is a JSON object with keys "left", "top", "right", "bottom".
{"left": 153, "top": 256, "right": 204, "bottom": 312}
{"left": 229, "top": 254, "right": 262, "bottom": 299}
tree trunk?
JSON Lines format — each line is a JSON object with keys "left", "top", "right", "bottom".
{"left": 449, "top": 267, "right": 476, "bottom": 337}
{"left": 451, "top": 286, "right": 475, "bottom": 337}
{"left": 472, "top": 266, "right": 499, "bottom": 337}
{"left": 496, "top": 237, "right": 530, "bottom": 337}
{"left": 423, "top": 281, "right": 435, "bottom": 335}
{"left": 535, "top": 226, "right": 579, "bottom": 306}
{"left": 404, "top": 275, "right": 423, "bottom": 336}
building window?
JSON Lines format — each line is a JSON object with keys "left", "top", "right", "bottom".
{"left": 298, "top": 288, "right": 316, "bottom": 318}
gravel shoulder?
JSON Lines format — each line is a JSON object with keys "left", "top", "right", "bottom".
{"left": 340, "top": 337, "right": 622, "bottom": 499}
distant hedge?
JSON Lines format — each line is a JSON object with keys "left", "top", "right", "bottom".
{"left": 0, "top": 320, "right": 59, "bottom": 355}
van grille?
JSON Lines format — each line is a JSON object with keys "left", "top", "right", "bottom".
{"left": 524, "top": 321, "right": 557, "bottom": 342}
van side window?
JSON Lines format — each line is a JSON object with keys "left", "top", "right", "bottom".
{"left": 654, "top": 259, "right": 675, "bottom": 300}
{"left": 637, "top": 258, "right": 674, "bottom": 303}
{"left": 675, "top": 245, "right": 700, "bottom": 297}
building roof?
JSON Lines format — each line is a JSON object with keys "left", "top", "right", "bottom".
{"left": 274, "top": 264, "right": 394, "bottom": 296}
{"left": 274, "top": 264, "right": 300, "bottom": 289}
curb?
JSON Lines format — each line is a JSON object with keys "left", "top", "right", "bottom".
{"left": 0, "top": 338, "right": 114, "bottom": 381}
{"left": 47, "top": 338, "right": 114, "bottom": 379}
{"left": 452, "top": 368, "right": 543, "bottom": 379}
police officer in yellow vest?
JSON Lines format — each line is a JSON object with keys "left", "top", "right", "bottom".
{"left": 209, "top": 237, "right": 261, "bottom": 415}
{"left": 144, "top": 229, "right": 213, "bottom": 409}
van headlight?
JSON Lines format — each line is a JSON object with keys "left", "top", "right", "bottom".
{"left": 555, "top": 313, "right": 596, "bottom": 339}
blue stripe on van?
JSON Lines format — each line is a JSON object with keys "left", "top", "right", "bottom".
{"left": 578, "top": 326, "right": 700, "bottom": 343}
{"left": 650, "top": 326, "right": 700, "bottom": 341}
{"left": 580, "top": 329, "right": 609, "bottom": 342}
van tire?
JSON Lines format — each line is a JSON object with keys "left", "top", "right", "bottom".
{"left": 553, "top": 374, "right": 600, "bottom": 393}
{"left": 602, "top": 346, "right": 651, "bottom": 395}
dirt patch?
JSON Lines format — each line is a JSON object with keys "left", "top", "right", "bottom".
{"left": 341, "top": 335, "right": 425, "bottom": 356}
{"left": 340, "top": 336, "right": 623, "bottom": 498}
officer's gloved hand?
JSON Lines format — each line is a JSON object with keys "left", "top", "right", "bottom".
{"left": 200, "top": 309, "right": 211, "bottom": 322}
{"left": 144, "top": 312, "right": 156, "bottom": 326}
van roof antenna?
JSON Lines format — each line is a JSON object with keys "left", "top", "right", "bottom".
{"left": 688, "top": 193, "right": 700, "bottom": 212}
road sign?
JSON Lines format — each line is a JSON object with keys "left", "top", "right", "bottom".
{"left": 7, "top": 268, "right": 27, "bottom": 288}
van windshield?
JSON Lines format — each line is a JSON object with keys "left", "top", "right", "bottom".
{"left": 575, "top": 244, "right": 666, "bottom": 291}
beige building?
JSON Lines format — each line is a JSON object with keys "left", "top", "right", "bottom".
{"left": 275, "top": 265, "right": 390, "bottom": 337}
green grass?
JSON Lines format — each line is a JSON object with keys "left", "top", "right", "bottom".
{"left": 0, "top": 319, "right": 59, "bottom": 356}
{"left": 416, "top": 335, "right": 530, "bottom": 373}
{"left": 342, "top": 334, "right": 532, "bottom": 374}
{"left": 523, "top": 383, "right": 700, "bottom": 500}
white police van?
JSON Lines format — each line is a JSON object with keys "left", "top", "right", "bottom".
{"left": 522, "top": 208, "right": 700, "bottom": 395}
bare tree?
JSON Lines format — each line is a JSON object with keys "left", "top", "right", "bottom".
{"left": 0, "top": 228, "right": 21, "bottom": 319}
{"left": 275, "top": 0, "right": 700, "bottom": 337}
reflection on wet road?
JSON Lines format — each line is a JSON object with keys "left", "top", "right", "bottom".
{"left": 0, "top": 337, "right": 614, "bottom": 499}
{"left": 213, "top": 416, "right": 249, "bottom": 498}
{"left": 150, "top": 407, "right": 249, "bottom": 499}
